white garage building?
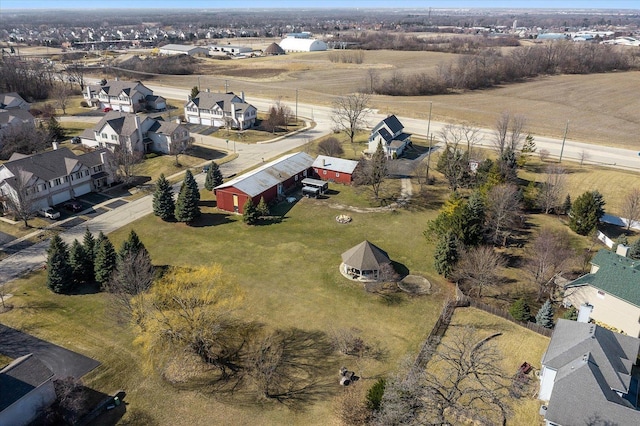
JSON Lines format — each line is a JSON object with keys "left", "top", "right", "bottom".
{"left": 278, "top": 37, "right": 327, "bottom": 52}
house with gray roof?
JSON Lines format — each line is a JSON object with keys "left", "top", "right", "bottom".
{"left": 80, "top": 111, "right": 190, "bottom": 155}
{"left": 0, "top": 146, "right": 112, "bottom": 212}
{"left": 564, "top": 249, "right": 640, "bottom": 337}
{"left": 83, "top": 79, "right": 166, "bottom": 113}
{"left": 538, "top": 319, "right": 640, "bottom": 426}
{"left": 214, "top": 152, "right": 313, "bottom": 214}
{"left": 184, "top": 91, "right": 256, "bottom": 130}
{"left": 0, "top": 109, "right": 35, "bottom": 138}
{"left": 0, "top": 354, "right": 56, "bottom": 426}
{"left": 0, "top": 92, "right": 30, "bottom": 111}
{"left": 368, "top": 114, "right": 411, "bottom": 159}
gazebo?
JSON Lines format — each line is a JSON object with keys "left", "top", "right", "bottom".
{"left": 341, "top": 240, "right": 391, "bottom": 281}
{"left": 263, "top": 42, "right": 285, "bottom": 56}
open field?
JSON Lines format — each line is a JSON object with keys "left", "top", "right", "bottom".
{"left": 127, "top": 50, "right": 640, "bottom": 150}
{"left": 442, "top": 307, "right": 549, "bottom": 425}
{"left": 0, "top": 184, "right": 451, "bottom": 425}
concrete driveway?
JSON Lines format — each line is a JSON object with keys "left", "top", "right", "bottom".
{"left": 0, "top": 324, "right": 100, "bottom": 379}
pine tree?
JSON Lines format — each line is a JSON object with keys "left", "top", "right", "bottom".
{"left": 47, "top": 116, "right": 65, "bottom": 141}
{"left": 561, "top": 194, "right": 571, "bottom": 215}
{"left": 184, "top": 169, "right": 200, "bottom": 201}
{"left": 434, "top": 232, "right": 458, "bottom": 279}
{"left": 204, "top": 161, "right": 223, "bottom": 191}
{"left": 118, "top": 230, "right": 148, "bottom": 261}
{"left": 569, "top": 191, "right": 605, "bottom": 235}
{"left": 82, "top": 228, "right": 96, "bottom": 282}
{"left": 69, "top": 239, "right": 89, "bottom": 286}
{"left": 190, "top": 85, "right": 200, "bottom": 100}
{"left": 94, "top": 236, "right": 117, "bottom": 288}
{"left": 46, "top": 235, "right": 73, "bottom": 294}
{"left": 452, "top": 191, "right": 485, "bottom": 247}
{"left": 256, "top": 196, "right": 269, "bottom": 218}
{"left": 152, "top": 174, "right": 175, "bottom": 221}
{"left": 629, "top": 238, "right": 640, "bottom": 260}
{"left": 366, "top": 378, "right": 386, "bottom": 411}
{"left": 175, "top": 171, "right": 200, "bottom": 224}
{"left": 243, "top": 198, "right": 259, "bottom": 225}
{"left": 535, "top": 300, "right": 555, "bottom": 328}
{"left": 509, "top": 297, "right": 531, "bottom": 322}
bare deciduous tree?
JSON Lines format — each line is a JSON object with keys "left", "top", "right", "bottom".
{"left": 621, "top": 188, "right": 640, "bottom": 231}
{"left": 110, "top": 141, "right": 143, "bottom": 185}
{"left": 51, "top": 81, "right": 72, "bottom": 115}
{"left": 485, "top": 183, "right": 522, "bottom": 246}
{"left": 493, "top": 111, "right": 527, "bottom": 155}
{"left": 103, "top": 250, "right": 154, "bottom": 322}
{"left": 537, "top": 164, "right": 567, "bottom": 214}
{"left": 317, "top": 137, "right": 344, "bottom": 157}
{"left": 169, "top": 136, "right": 193, "bottom": 167}
{"left": 439, "top": 123, "right": 482, "bottom": 157}
{"left": 373, "top": 362, "right": 426, "bottom": 426}
{"left": 65, "top": 62, "right": 87, "bottom": 91}
{"left": 452, "top": 245, "right": 505, "bottom": 298}
{"left": 332, "top": 93, "right": 371, "bottom": 144}
{"left": 579, "top": 149, "right": 590, "bottom": 167}
{"left": 525, "top": 227, "right": 574, "bottom": 301}
{"left": 0, "top": 121, "right": 50, "bottom": 160}
{"left": 334, "top": 384, "right": 371, "bottom": 426}
{"left": 1, "top": 167, "right": 36, "bottom": 227}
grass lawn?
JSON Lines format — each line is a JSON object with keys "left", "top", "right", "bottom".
{"left": 0, "top": 182, "right": 451, "bottom": 425}
{"left": 60, "top": 121, "right": 94, "bottom": 137}
{"left": 441, "top": 307, "right": 549, "bottom": 426}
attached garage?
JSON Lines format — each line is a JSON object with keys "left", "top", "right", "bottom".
{"left": 73, "top": 182, "right": 92, "bottom": 197}
{"left": 201, "top": 118, "right": 213, "bottom": 126}
{"left": 51, "top": 190, "right": 71, "bottom": 206}
{"left": 188, "top": 116, "right": 200, "bottom": 124}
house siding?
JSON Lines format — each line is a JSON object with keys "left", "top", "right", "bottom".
{"left": 565, "top": 286, "right": 640, "bottom": 337}
{"left": 313, "top": 167, "right": 352, "bottom": 184}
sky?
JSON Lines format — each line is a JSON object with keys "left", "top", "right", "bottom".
{"left": 2, "top": 0, "right": 639, "bottom": 10}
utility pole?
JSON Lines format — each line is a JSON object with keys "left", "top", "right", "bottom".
{"left": 426, "top": 134, "right": 433, "bottom": 184}
{"left": 295, "top": 88, "right": 298, "bottom": 123}
{"left": 559, "top": 120, "right": 569, "bottom": 163}
{"left": 426, "top": 101, "right": 433, "bottom": 141}
{"left": 224, "top": 80, "right": 229, "bottom": 92}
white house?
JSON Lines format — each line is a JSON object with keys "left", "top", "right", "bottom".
{"left": 538, "top": 319, "right": 640, "bottom": 426}
{"left": 563, "top": 248, "right": 640, "bottom": 337}
{"left": 0, "top": 146, "right": 112, "bottom": 211}
{"left": 83, "top": 80, "right": 166, "bottom": 113}
{"left": 184, "top": 91, "right": 256, "bottom": 130}
{"left": 79, "top": 111, "right": 190, "bottom": 155}
{"left": 158, "top": 44, "right": 210, "bottom": 56}
{"left": 368, "top": 115, "right": 412, "bottom": 158}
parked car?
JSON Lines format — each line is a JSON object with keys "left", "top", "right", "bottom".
{"left": 39, "top": 207, "right": 60, "bottom": 220}
{"left": 202, "top": 165, "right": 210, "bottom": 173}
{"left": 71, "top": 136, "right": 81, "bottom": 144}
{"left": 63, "top": 201, "right": 83, "bottom": 212}
{"left": 103, "top": 107, "right": 112, "bottom": 113}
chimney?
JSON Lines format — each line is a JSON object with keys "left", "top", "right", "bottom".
{"left": 241, "top": 91, "right": 245, "bottom": 102}
{"left": 616, "top": 244, "right": 630, "bottom": 257}
{"left": 175, "top": 117, "right": 180, "bottom": 124}
{"left": 577, "top": 303, "right": 593, "bottom": 323}
{"left": 322, "top": 158, "right": 325, "bottom": 166}
{"left": 206, "top": 88, "right": 210, "bottom": 93}
{"left": 52, "top": 141, "right": 59, "bottom": 150}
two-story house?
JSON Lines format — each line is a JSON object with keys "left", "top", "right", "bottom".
{"left": 83, "top": 80, "right": 166, "bottom": 113}
{"left": 368, "top": 114, "right": 412, "bottom": 159}
{"left": 538, "top": 319, "right": 640, "bottom": 426}
{"left": 0, "top": 146, "right": 113, "bottom": 212}
{"left": 184, "top": 91, "right": 257, "bottom": 130}
{"left": 563, "top": 248, "right": 640, "bottom": 337}
{"left": 79, "top": 112, "right": 190, "bottom": 155}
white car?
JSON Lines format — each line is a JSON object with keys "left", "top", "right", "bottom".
{"left": 39, "top": 207, "right": 61, "bottom": 220}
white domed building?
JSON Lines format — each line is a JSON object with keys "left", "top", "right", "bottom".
{"left": 278, "top": 36, "right": 327, "bottom": 52}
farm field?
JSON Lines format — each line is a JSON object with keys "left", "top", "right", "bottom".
{"left": 0, "top": 184, "right": 452, "bottom": 425}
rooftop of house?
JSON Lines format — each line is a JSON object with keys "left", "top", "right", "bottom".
{"left": 214, "top": 152, "right": 314, "bottom": 197}
{"left": 565, "top": 249, "right": 640, "bottom": 307}
{"left": 0, "top": 354, "right": 54, "bottom": 411}
{"left": 187, "top": 91, "right": 254, "bottom": 113}
{"left": 542, "top": 319, "right": 640, "bottom": 425}
{"left": 0, "top": 92, "right": 29, "bottom": 110}
{"left": 371, "top": 114, "right": 404, "bottom": 138}
{"left": 312, "top": 155, "right": 358, "bottom": 174}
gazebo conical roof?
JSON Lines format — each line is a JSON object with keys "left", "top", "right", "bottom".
{"left": 341, "top": 240, "right": 390, "bottom": 271}
{"left": 264, "top": 42, "right": 285, "bottom": 55}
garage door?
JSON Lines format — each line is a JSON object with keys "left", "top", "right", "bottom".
{"left": 122, "top": 105, "right": 131, "bottom": 113}
{"left": 188, "top": 116, "right": 200, "bottom": 124}
{"left": 201, "top": 118, "right": 213, "bottom": 126}
{"left": 51, "top": 190, "right": 71, "bottom": 206}
{"left": 73, "top": 183, "right": 92, "bottom": 197}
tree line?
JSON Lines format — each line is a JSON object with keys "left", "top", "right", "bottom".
{"left": 370, "top": 41, "right": 638, "bottom": 96}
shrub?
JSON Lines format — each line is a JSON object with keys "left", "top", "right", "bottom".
{"left": 509, "top": 297, "right": 531, "bottom": 322}
{"left": 80, "top": 100, "right": 89, "bottom": 108}
{"left": 366, "top": 378, "right": 386, "bottom": 411}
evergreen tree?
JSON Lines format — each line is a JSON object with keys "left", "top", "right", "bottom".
{"left": 118, "top": 230, "right": 148, "bottom": 261}
{"left": 175, "top": 172, "right": 201, "bottom": 224}
{"left": 243, "top": 198, "right": 259, "bottom": 225}
{"left": 434, "top": 232, "right": 458, "bottom": 279}
{"left": 204, "top": 161, "right": 223, "bottom": 191}
{"left": 256, "top": 196, "right": 269, "bottom": 218}
{"left": 561, "top": 194, "right": 572, "bottom": 215}
{"left": 46, "top": 235, "right": 73, "bottom": 294}
{"left": 450, "top": 191, "right": 485, "bottom": 247}
{"left": 184, "top": 169, "right": 200, "bottom": 201}
{"left": 369, "top": 141, "right": 388, "bottom": 200}
{"left": 569, "top": 191, "right": 605, "bottom": 235}
{"left": 47, "top": 116, "right": 65, "bottom": 141}
{"left": 366, "top": 378, "right": 386, "bottom": 411}
{"left": 82, "top": 228, "right": 96, "bottom": 282}
{"left": 152, "top": 174, "right": 175, "bottom": 221}
{"left": 562, "top": 306, "right": 578, "bottom": 321}
{"left": 69, "top": 239, "right": 90, "bottom": 286}
{"left": 535, "top": 300, "right": 555, "bottom": 328}
{"left": 94, "top": 236, "right": 117, "bottom": 287}
{"left": 190, "top": 85, "right": 200, "bottom": 100}
{"left": 629, "top": 238, "right": 640, "bottom": 260}
{"left": 509, "top": 297, "right": 531, "bottom": 322}
{"left": 498, "top": 149, "right": 518, "bottom": 183}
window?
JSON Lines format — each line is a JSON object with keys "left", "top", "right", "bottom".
{"left": 53, "top": 178, "right": 62, "bottom": 186}
{"left": 323, "top": 170, "right": 327, "bottom": 175}
{"left": 101, "top": 133, "right": 107, "bottom": 139}
{"left": 295, "top": 175, "right": 298, "bottom": 181}
{"left": 336, "top": 173, "right": 340, "bottom": 177}
{"left": 63, "top": 176, "right": 69, "bottom": 182}
{"left": 111, "top": 135, "right": 118, "bottom": 141}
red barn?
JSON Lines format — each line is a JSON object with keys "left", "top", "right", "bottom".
{"left": 214, "top": 152, "right": 314, "bottom": 213}
{"left": 312, "top": 155, "right": 359, "bottom": 184}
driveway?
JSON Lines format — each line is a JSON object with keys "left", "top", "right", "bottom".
{"left": 0, "top": 324, "right": 100, "bottom": 379}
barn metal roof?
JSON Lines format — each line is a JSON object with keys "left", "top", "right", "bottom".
{"left": 313, "top": 155, "right": 359, "bottom": 174}
{"left": 215, "top": 152, "right": 314, "bottom": 197}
